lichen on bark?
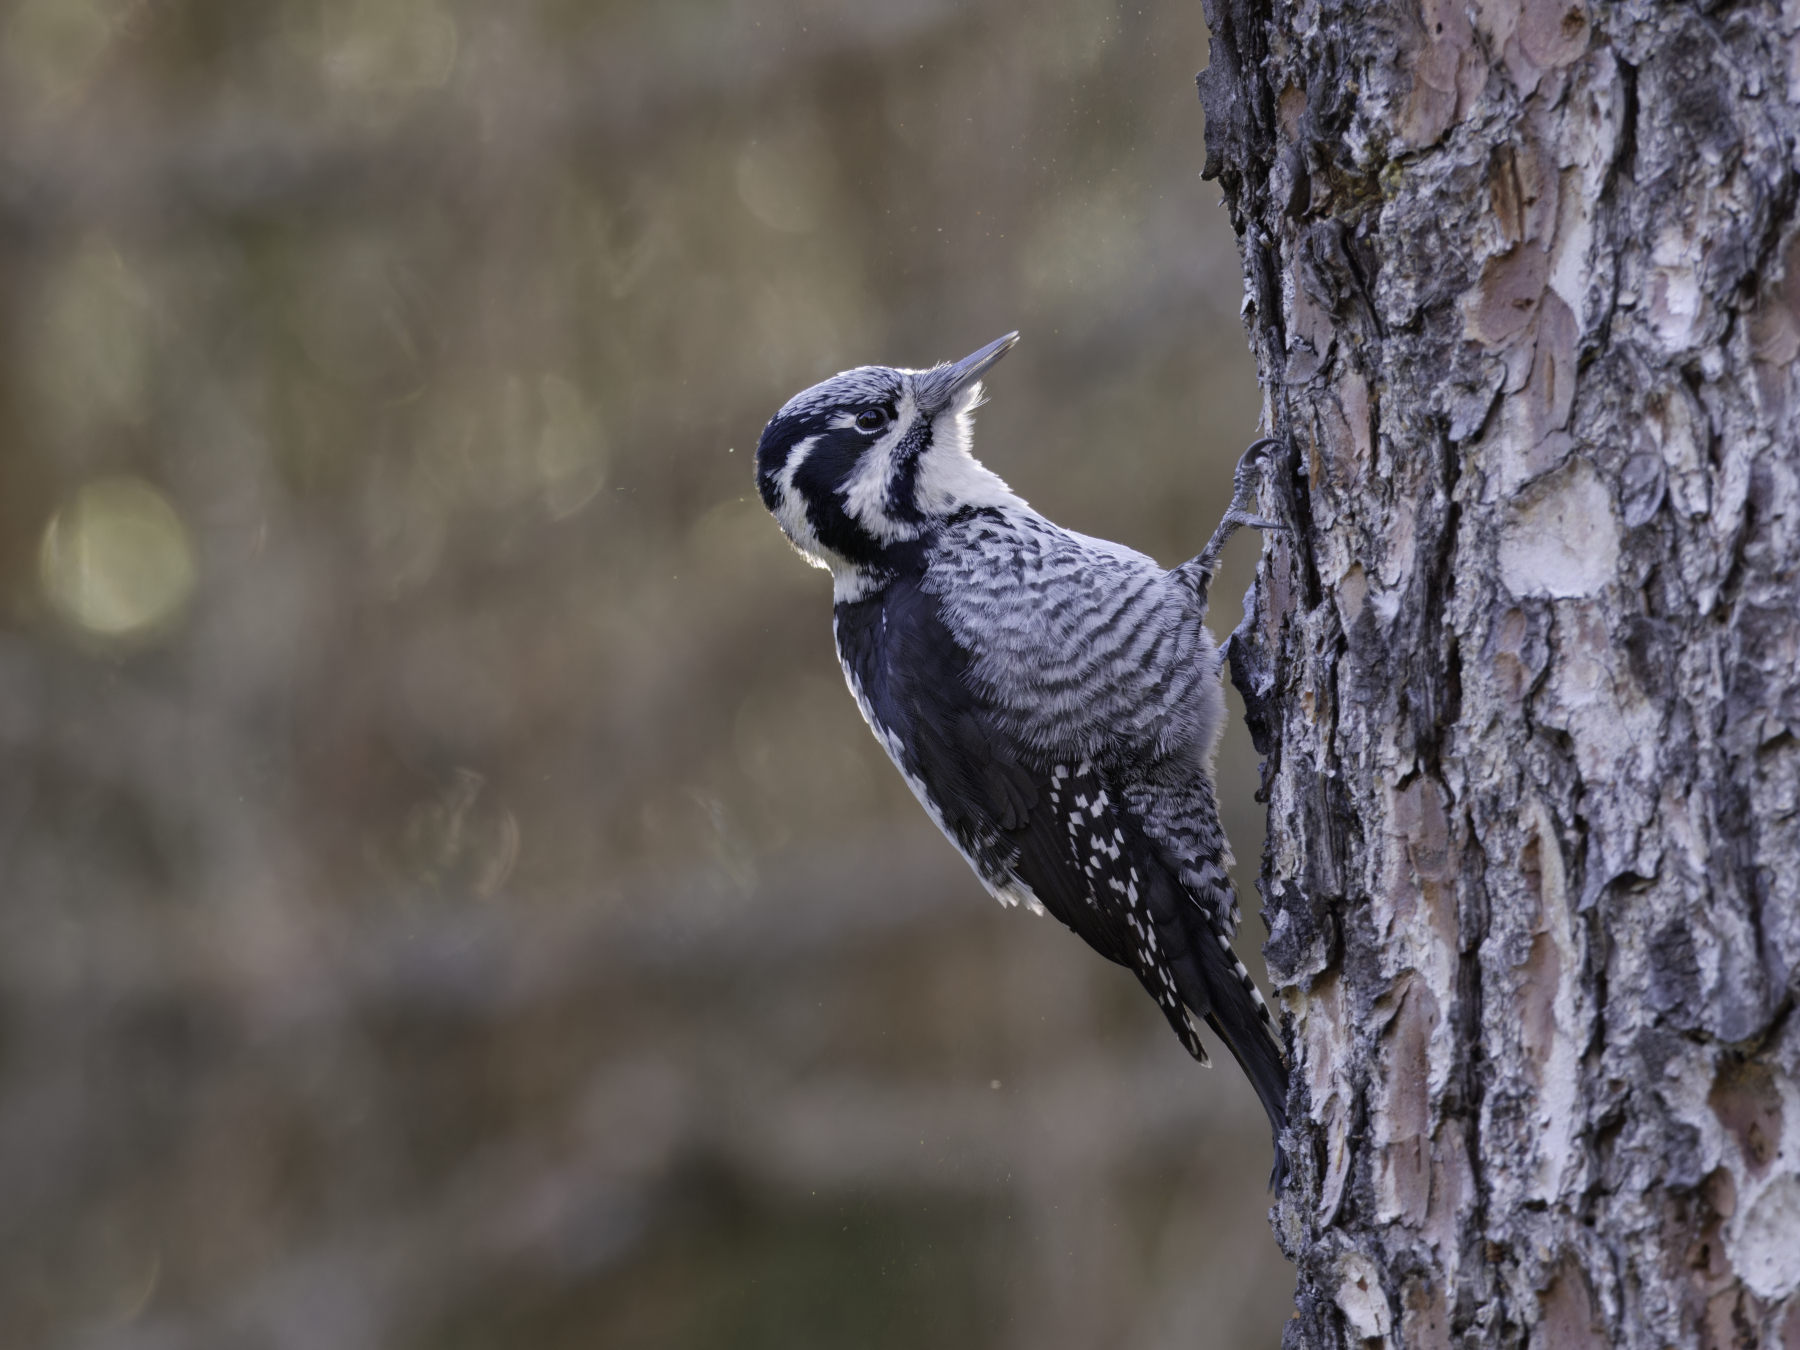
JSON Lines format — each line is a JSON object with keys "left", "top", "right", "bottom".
{"left": 1202, "top": 2, "right": 1800, "bottom": 1347}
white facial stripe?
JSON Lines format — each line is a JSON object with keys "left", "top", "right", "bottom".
{"left": 912, "top": 383, "right": 1024, "bottom": 516}
{"left": 841, "top": 391, "right": 923, "bottom": 545}
{"left": 832, "top": 565, "right": 880, "bottom": 603}
{"left": 772, "top": 434, "right": 830, "bottom": 570}
{"left": 774, "top": 434, "right": 818, "bottom": 515}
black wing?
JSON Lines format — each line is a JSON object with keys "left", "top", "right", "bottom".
{"left": 837, "top": 578, "right": 1074, "bottom": 898}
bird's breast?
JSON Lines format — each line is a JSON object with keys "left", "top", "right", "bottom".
{"left": 918, "top": 524, "right": 1216, "bottom": 764}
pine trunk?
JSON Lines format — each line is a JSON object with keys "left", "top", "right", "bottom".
{"left": 1199, "top": 2, "right": 1800, "bottom": 1347}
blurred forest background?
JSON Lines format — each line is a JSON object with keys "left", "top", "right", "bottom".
{"left": 0, "top": 1, "right": 1290, "bottom": 1346}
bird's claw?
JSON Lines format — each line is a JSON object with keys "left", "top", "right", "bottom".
{"left": 1226, "top": 511, "right": 1287, "bottom": 533}
{"left": 1236, "top": 437, "right": 1286, "bottom": 472}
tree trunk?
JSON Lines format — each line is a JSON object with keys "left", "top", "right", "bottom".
{"left": 1198, "top": 2, "right": 1800, "bottom": 1347}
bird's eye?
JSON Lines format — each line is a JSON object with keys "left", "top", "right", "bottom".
{"left": 854, "top": 409, "right": 888, "bottom": 433}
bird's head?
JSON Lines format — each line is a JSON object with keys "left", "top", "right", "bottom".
{"left": 755, "top": 332, "right": 1023, "bottom": 596}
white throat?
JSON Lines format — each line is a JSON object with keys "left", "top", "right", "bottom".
{"left": 913, "top": 386, "right": 1025, "bottom": 517}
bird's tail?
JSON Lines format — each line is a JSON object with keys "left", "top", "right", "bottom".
{"left": 1142, "top": 866, "right": 1290, "bottom": 1189}
{"left": 1203, "top": 995, "right": 1290, "bottom": 1192}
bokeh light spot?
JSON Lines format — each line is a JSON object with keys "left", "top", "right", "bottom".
{"left": 4, "top": 0, "right": 126, "bottom": 109}
{"left": 319, "top": 0, "right": 459, "bottom": 94}
{"left": 735, "top": 131, "right": 830, "bottom": 234}
{"left": 33, "top": 237, "right": 153, "bottom": 438}
{"left": 506, "top": 373, "right": 608, "bottom": 519}
{"left": 40, "top": 478, "right": 198, "bottom": 639}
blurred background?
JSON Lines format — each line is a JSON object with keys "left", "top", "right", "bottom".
{"left": 0, "top": 1, "right": 1288, "bottom": 1346}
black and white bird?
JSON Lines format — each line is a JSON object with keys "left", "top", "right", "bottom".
{"left": 754, "top": 332, "right": 1289, "bottom": 1182}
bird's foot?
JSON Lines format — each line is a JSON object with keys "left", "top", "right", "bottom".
{"left": 1184, "top": 438, "right": 1292, "bottom": 594}
{"left": 1227, "top": 438, "right": 1290, "bottom": 532}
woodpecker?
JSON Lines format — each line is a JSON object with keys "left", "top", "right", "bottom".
{"left": 754, "top": 333, "right": 1289, "bottom": 1182}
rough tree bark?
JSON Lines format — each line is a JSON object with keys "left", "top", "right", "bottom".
{"left": 1198, "top": 2, "right": 1800, "bottom": 1347}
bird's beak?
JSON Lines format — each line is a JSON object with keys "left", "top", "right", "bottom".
{"left": 920, "top": 331, "right": 1020, "bottom": 412}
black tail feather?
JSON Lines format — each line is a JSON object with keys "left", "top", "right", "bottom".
{"left": 1144, "top": 865, "right": 1289, "bottom": 1189}
{"left": 1203, "top": 1006, "right": 1289, "bottom": 1191}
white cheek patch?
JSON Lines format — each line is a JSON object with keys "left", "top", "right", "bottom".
{"left": 912, "top": 383, "right": 1024, "bottom": 516}
{"left": 840, "top": 395, "right": 924, "bottom": 545}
